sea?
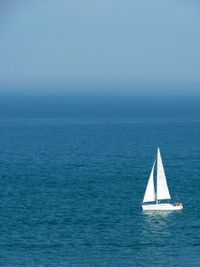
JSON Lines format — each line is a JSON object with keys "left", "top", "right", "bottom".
{"left": 0, "top": 91, "right": 200, "bottom": 266}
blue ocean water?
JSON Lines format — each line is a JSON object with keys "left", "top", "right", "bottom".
{"left": 0, "top": 93, "right": 200, "bottom": 266}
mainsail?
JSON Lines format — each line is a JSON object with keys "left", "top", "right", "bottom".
{"left": 156, "top": 148, "right": 171, "bottom": 200}
{"left": 143, "top": 161, "right": 156, "bottom": 203}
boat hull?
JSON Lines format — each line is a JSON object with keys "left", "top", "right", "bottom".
{"left": 142, "top": 203, "right": 183, "bottom": 211}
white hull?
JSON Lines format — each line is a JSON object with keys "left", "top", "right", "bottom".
{"left": 142, "top": 203, "right": 183, "bottom": 211}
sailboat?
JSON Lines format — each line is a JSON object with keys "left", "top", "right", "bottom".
{"left": 142, "top": 148, "right": 183, "bottom": 211}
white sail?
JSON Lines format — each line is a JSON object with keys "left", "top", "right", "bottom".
{"left": 143, "top": 161, "right": 156, "bottom": 203}
{"left": 156, "top": 148, "right": 171, "bottom": 200}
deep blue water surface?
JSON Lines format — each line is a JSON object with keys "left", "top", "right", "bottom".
{"left": 0, "top": 94, "right": 200, "bottom": 266}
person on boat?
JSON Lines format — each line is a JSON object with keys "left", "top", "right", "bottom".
{"left": 176, "top": 202, "right": 183, "bottom": 207}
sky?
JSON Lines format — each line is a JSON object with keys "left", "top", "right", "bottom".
{"left": 0, "top": 0, "right": 200, "bottom": 93}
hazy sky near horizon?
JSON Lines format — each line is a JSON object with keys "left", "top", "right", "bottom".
{"left": 0, "top": 0, "right": 200, "bottom": 91}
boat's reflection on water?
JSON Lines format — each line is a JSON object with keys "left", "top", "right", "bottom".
{"left": 141, "top": 210, "right": 176, "bottom": 234}
{"left": 142, "top": 210, "right": 174, "bottom": 217}
{"left": 138, "top": 210, "right": 183, "bottom": 256}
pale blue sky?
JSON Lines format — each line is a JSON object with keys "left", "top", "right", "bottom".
{"left": 0, "top": 0, "right": 200, "bottom": 91}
